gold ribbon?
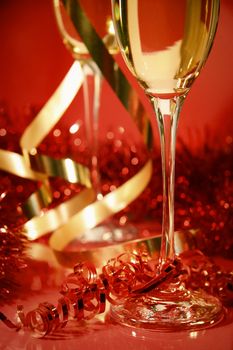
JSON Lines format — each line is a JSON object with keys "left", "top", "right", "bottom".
{"left": 0, "top": 1, "right": 156, "bottom": 267}
{"left": 0, "top": 149, "right": 46, "bottom": 181}
{"left": 49, "top": 159, "right": 152, "bottom": 251}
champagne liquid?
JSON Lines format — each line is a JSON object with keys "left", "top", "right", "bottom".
{"left": 112, "top": 0, "right": 219, "bottom": 97}
{"left": 54, "top": 0, "right": 118, "bottom": 60}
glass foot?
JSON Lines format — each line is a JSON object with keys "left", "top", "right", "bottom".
{"left": 110, "top": 285, "right": 224, "bottom": 331}
{"left": 78, "top": 221, "right": 137, "bottom": 246}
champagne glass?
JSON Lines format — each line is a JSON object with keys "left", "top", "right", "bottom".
{"left": 111, "top": 0, "right": 223, "bottom": 330}
{"left": 53, "top": 0, "right": 136, "bottom": 244}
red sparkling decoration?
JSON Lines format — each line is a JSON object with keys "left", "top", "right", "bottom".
{"left": 0, "top": 226, "right": 27, "bottom": 304}
{"left": 0, "top": 225, "right": 63, "bottom": 306}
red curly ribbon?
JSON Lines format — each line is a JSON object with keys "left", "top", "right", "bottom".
{"left": 2, "top": 250, "right": 232, "bottom": 337}
{"left": 0, "top": 252, "right": 183, "bottom": 337}
{"left": 0, "top": 312, "right": 19, "bottom": 330}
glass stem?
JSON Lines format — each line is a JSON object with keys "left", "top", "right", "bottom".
{"left": 91, "top": 62, "right": 103, "bottom": 199}
{"left": 83, "top": 61, "right": 103, "bottom": 199}
{"left": 82, "top": 62, "right": 91, "bottom": 145}
{"left": 151, "top": 96, "right": 184, "bottom": 268}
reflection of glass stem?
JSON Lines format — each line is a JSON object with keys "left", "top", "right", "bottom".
{"left": 82, "top": 61, "right": 103, "bottom": 200}
{"left": 151, "top": 95, "right": 185, "bottom": 270}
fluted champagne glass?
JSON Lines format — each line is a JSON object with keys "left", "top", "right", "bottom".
{"left": 53, "top": 0, "right": 136, "bottom": 243}
{"left": 111, "top": 0, "right": 223, "bottom": 330}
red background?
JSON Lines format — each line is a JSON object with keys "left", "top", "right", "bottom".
{"left": 0, "top": 0, "right": 233, "bottom": 145}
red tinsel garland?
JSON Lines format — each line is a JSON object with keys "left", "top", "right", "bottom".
{"left": 0, "top": 226, "right": 26, "bottom": 303}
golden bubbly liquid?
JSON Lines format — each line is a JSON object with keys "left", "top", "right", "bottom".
{"left": 112, "top": 0, "right": 219, "bottom": 97}
{"left": 54, "top": 0, "right": 118, "bottom": 60}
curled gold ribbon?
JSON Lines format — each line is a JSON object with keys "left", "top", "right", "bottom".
{"left": 27, "top": 153, "right": 91, "bottom": 187}
{"left": 0, "top": 149, "right": 46, "bottom": 181}
{"left": 24, "top": 188, "right": 96, "bottom": 241}
{"left": 49, "top": 159, "right": 152, "bottom": 251}
{"left": 20, "top": 62, "right": 91, "bottom": 218}
{"left": 0, "top": 150, "right": 53, "bottom": 218}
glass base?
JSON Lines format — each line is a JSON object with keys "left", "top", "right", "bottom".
{"left": 110, "top": 285, "right": 224, "bottom": 331}
{"left": 78, "top": 221, "right": 137, "bottom": 246}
